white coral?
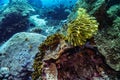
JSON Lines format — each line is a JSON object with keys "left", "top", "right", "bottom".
{"left": 29, "top": 15, "right": 47, "bottom": 27}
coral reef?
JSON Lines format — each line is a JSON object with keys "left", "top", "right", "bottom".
{"left": 74, "top": 0, "right": 113, "bottom": 29}
{"left": 32, "top": 36, "right": 120, "bottom": 80}
{"left": 2, "top": 0, "right": 34, "bottom": 16}
{"left": 72, "top": 0, "right": 120, "bottom": 72}
{"left": 0, "top": 0, "right": 35, "bottom": 43}
{"left": 0, "top": 67, "right": 11, "bottom": 80}
{"left": 28, "top": 25, "right": 60, "bottom": 36}
{"left": 93, "top": 1, "right": 120, "bottom": 71}
{"left": 32, "top": 2, "right": 120, "bottom": 78}
{"left": 95, "top": 17, "right": 120, "bottom": 71}
{"left": 66, "top": 8, "right": 98, "bottom": 46}
{"left": 0, "top": 12, "right": 29, "bottom": 43}
{"left": 43, "top": 47, "right": 120, "bottom": 80}
{"left": 73, "top": 0, "right": 120, "bottom": 30}
{"left": 0, "top": 0, "right": 120, "bottom": 80}
{"left": 32, "top": 7, "right": 99, "bottom": 79}
{"left": 28, "top": 27, "right": 43, "bottom": 34}
{"left": 0, "top": 32, "right": 46, "bottom": 80}
{"left": 32, "top": 33, "right": 66, "bottom": 80}
{"left": 29, "top": 15, "right": 47, "bottom": 27}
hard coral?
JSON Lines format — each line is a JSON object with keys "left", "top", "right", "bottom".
{"left": 32, "top": 33, "right": 66, "bottom": 80}
{"left": 39, "top": 33, "right": 66, "bottom": 54}
{"left": 33, "top": 44, "right": 120, "bottom": 80}
{"left": 67, "top": 8, "right": 98, "bottom": 46}
{"left": 95, "top": 17, "right": 120, "bottom": 71}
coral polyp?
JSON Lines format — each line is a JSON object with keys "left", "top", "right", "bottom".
{"left": 67, "top": 8, "right": 98, "bottom": 46}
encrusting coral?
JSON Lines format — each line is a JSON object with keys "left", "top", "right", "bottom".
{"left": 95, "top": 17, "right": 120, "bottom": 71}
{"left": 42, "top": 46, "right": 120, "bottom": 80}
{"left": 67, "top": 8, "right": 98, "bottom": 46}
{"left": 33, "top": 39, "right": 120, "bottom": 80}
{"left": 32, "top": 33, "right": 67, "bottom": 80}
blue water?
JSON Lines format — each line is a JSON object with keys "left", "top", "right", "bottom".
{"left": 0, "top": 0, "right": 9, "bottom": 5}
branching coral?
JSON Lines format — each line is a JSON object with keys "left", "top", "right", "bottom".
{"left": 67, "top": 8, "right": 98, "bottom": 46}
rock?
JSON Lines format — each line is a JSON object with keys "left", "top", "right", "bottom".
{"left": 0, "top": 32, "right": 46, "bottom": 79}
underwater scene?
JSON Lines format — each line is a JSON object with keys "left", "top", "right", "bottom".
{"left": 0, "top": 0, "right": 120, "bottom": 80}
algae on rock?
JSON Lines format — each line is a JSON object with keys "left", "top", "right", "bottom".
{"left": 95, "top": 17, "right": 120, "bottom": 71}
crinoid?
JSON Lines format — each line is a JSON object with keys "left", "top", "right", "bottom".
{"left": 67, "top": 8, "right": 98, "bottom": 46}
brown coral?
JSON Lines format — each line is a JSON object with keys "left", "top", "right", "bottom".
{"left": 33, "top": 40, "right": 120, "bottom": 80}
{"left": 41, "top": 46, "right": 119, "bottom": 80}
{"left": 32, "top": 33, "right": 66, "bottom": 80}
